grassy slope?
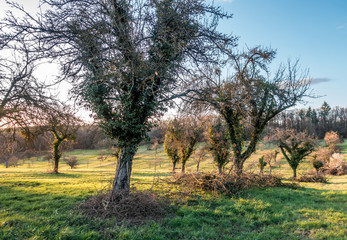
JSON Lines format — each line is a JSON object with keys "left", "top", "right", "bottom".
{"left": 0, "top": 143, "right": 346, "bottom": 240}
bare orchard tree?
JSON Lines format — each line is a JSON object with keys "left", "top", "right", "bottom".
{"left": 0, "top": 39, "right": 48, "bottom": 129}
{"left": 3, "top": 0, "right": 236, "bottom": 193}
{"left": 189, "top": 47, "right": 312, "bottom": 175}
{"left": 32, "top": 104, "right": 82, "bottom": 174}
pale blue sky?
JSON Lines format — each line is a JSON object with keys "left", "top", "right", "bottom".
{"left": 215, "top": 0, "right": 347, "bottom": 108}
{"left": 1, "top": 0, "right": 346, "bottom": 108}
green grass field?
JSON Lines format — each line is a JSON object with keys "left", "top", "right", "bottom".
{"left": 0, "top": 142, "right": 346, "bottom": 240}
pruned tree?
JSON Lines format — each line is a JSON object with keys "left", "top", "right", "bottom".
{"left": 193, "top": 145, "right": 208, "bottom": 173}
{"left": 207, "top": 119, "right": 230, "bottom": 174}
{"left": 3, "top": 0, "right": 236, "bottom": 193}
{"left": 32, "top": 104, "right": 82, "bottom": 173}
{"left": 163, "top": 130, "right": 180, "bottom": 172}
{"left": 257, "top": 155, "right": 267, "bottom": 176}
{"left": 164, "top": 118, "right": 203, "bottom": 173}
{"left": 264, "top": 149, "right": 279, "bottom": 175}
{"left": 189, "top": 47, "right": 311, "bottom": 175}
{"left": 273, "top": 129, "right": 315, "bottom": 178}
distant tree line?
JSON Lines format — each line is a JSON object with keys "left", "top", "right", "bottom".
{"left": 267, "top": 102, "right": 347, "bottom": 139}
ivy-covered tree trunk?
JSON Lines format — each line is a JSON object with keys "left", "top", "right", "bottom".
{"left": 52, "top": 138, "right": 63, "bottom": 174}
{"left": 234, "top": 159, "right": 245, "bottom": 175}
{"left": 292, "top": 168, "right": 297, "bottom": 178}
{"left": 181, "top": 163, "right": 186, "bottom": 173}
{"left": 172, "top": 162, "right": 176, "bottom": 172}
{"left": 111, "top": 145, "right": 137, "bottom": 194}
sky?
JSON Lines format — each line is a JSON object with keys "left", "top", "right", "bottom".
{"left": 1, "top": 0, "right": 346, "bottom": 109}
{"left": 214, "top": 0, "right": 347, "bottom": 108}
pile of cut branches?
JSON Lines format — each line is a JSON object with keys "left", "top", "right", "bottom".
{"left": 166, "top": 173, "right": 295, "bottom": 196}
{"left": 79, "top": 189, "right": 170, "bottom": 224}
{"left": 294, "top": 175, "right": 328, "bottom": 183}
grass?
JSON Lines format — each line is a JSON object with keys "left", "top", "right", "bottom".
{"left": 0, "top": 143, "right": 346, "bottom": 240}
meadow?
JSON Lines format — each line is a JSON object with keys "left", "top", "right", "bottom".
{"left": 0, "top": 142, "right": 346, "bottom": 240}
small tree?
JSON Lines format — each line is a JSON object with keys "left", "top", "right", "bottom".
{"left": 264, "top": 150, "right": 279, "bottom": 175}
{"left": 163, "top": 130, "right": 180, "bottom": 172}
{"left": 258, "top": 155, "right": 267, "bottom": 176}
{"left": 207, "top": 120, "right": 230, "bottom": 174}
{"left": 193, "top": 146, "right": 208, "bottom": 172}
{"left": 276, "top": 130, "right": 315, "bottom": 178}
{"left": 164, "top": 118, "right": 202, "bottom": 173}
{"left": 34, "top": 104, "right": 81, "bottom": 174}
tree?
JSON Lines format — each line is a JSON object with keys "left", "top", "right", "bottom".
{"left": 207, "top": 119, "right": 230, "bottom": 174}
{"left": 190, "top": 47, "right": 311, "bottom": 175}
{"left": 0, "top": 39, "right": 48, "bottom": 129}
{"left": 263, "top": 150, "right": 278, "bottom": 175}
{"left": 274, "top": 129, "right": 315, "bottom": 178}
{"left": 32, "top": 104, "right": 81, "bottom": 173}
{"left": 163, "top": 130, "right": 180, "bottom": 172}
{"left": 164, "top": 118, "right": 202, "bottom": 173}
{"left": 4, "top": 0, "right": 236, "bottom": 194}
{"left": 257, "top": 156, "right": 267, "bottom": 176}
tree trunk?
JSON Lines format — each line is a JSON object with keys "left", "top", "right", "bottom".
{"left": 5, "top": 159, "right": 8, "bottom": 168}
{"left": 196, "top": 162, "right": 200, "bottom": 172}
{"left": 52, "top": 139, "right": 62, "bottom": 174}
{"left": 269, "top": 166, "right": 272, "bottom": 175}
{"left": 111, "top": 145, "right": 137, "bottom": 195}
{"left": 172, "top": 162, "right": 176, "bottom": 172}
{"left": 181, "top": 163, "right": 185, "bottom": 173}
{"left": 293, "top": 168, "right": 297, "bottom": 178}
{"left": 218, "top": 166, "right": 222, "bottom": 174}
{"left": 234, "top": 159, "right": 244, "bottom": 175}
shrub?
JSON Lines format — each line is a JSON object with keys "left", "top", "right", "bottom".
{"left": 64, "top": 156, "right": 79, "bottom": 169}
{"left": 312, "top": 155, "right": 324, "bottom": 175}
{"left": 324, "top": 131, "right": 343, "bottom": 150}
{"left": 8, "top": 156, "right": 19, "bottom": 167}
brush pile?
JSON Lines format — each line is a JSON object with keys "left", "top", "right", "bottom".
{"left": 294, "top": 175, "right": 328, "bottom": 183}
{"left": 168, "top": 173, "right": 294, "bottom": 196}
{"left": 79, "top": 189, "right": 170, "bottom": 224}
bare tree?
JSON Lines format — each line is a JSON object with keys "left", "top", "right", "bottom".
{"left": 0, "top": 39, "right": 49, "bottom": 130}
{"left": 3, "top": 0, "right": 236, "bottom": 193}
{"left": 31, "top": 104, "right": 82, "bottom": 173}
{"left": 189, "top": 47, "right": 312, "bottom": 175}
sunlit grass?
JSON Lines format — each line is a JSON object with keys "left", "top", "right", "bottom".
{"left": 0, "top": 143, "right": 346, "bottom": 239}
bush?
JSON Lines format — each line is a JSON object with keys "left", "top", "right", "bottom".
{"left": 312, "top": 157, "right": 324, "bottom": 174}
{"left": 64, "top": 156, "right": 79, "bottom": 169}
{"left": 8, "top": 156, "right": 19, "bottom": 167}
